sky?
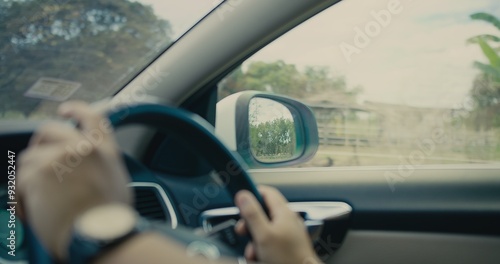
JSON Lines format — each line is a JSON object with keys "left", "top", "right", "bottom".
{"left": 138, "top": 0, "right": 500, "bottom": 108}
{"left": 249, "top": 98, "right": 294, "bottom": 125}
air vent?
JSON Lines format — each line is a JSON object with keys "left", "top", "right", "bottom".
{"left": 133, "top": 186, "right": 169, "bottom": 222}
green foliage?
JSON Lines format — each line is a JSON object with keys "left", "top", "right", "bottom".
{"left": 477, "top": 38, "right": 500, "bottom": 67}
{"left": 474, "top": 61, "right": 500, "bottom": 80}
{"left": 218, "top": 60, "right": 361, "bottom": 102}
{"left": 244, "top": 61, "right": 303, "bottom": 96}
{"left": 0, "top": 0, "right": 172, "bottom": 116}
{"left": 470, "top": 12, "right": 500, "bottom": 31}
{"left": 467, "top": 12, "right": 500, "bottom": 129}
{"left": 249, "top": 117, "right": 296, "bottom": 160}
{"left": 467, "top": 34, "right": 500, "bottom": 45}
{"left": 468, "top": 13, "right": 500, "bottom": 81}
{"left": 469, "top": 73, "right": 500, "bottom": 129}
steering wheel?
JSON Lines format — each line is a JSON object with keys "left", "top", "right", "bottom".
{"left": 27, "top": 103, "right": 267, "bottom": 263}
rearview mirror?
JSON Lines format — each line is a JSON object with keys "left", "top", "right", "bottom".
{"left": 216, "top": 91, "right": 318, "bottom": 168}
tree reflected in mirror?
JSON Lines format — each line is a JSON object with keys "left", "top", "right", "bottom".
{"left": 249, "top": 98, "right": 298, "bottom": 162}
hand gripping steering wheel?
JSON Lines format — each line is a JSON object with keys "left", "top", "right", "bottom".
{"left": 27, "top": 104, "right": 267, "bottom": 263}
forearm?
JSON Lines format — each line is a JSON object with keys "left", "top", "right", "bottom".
{"left": 93, "top": 232, "right": 323, "bottom": 264}
{"left": 93, "top": 233, "right": 240, "bottom": 264}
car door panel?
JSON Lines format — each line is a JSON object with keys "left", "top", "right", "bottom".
{"left": 329, "top": 231, "right": 500, "bottom": 264}
{"left": 250, "top": 166, "right": 500, "bottom": 263}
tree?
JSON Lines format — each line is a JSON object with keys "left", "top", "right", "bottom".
{"left": 218, "top": 60, "right": 362, "bottom": 102}
{"left": 249, "top": 117, "right": 296, "bottom": 160}
{"left": 218, "top": 60, "right": 305, "bottom": 99}
{"left": 470, "top": 73, "right": 500, "bottom": 129}
{"left": 0, "top": 0, "right": 172, "bottom": 117}
{"left": 467, "top": 12, "right": 500, "bottom": 129}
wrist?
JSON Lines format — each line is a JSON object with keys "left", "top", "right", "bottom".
{"left": 302, "top": 255, "right": 323, "bottom": 264}
{"left": 50, "top": 202, "right": 111, "bottom": 260}
{"left": 59, "top": 202, "right": 138, "bottom": 262}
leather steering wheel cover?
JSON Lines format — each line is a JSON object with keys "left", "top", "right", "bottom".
{"left": 108, "top": 104, "right": 267, "bottom": 212}
{"left": 26, "top": 104, "right": 262, "bottom": 263}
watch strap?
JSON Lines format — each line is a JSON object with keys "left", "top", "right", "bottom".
{"left": 68, "top": 217, "right": 149, "bottom": 264}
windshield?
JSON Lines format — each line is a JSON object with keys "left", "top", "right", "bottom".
{"left": 0, "top": 0, "right": 222, "bottom": 120}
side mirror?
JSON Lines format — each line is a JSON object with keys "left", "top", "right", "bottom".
{"left": 216, "top": 91, "right": 318, "bottom": 168}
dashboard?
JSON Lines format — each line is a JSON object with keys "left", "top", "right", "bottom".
{"left": 0, "top": 123, "right": 352, "bottom": 263}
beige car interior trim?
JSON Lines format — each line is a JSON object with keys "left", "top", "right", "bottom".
{"left": 328, "top": 230, "right": 500, "bottom": 264}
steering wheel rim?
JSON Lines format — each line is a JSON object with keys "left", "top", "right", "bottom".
{"left": 109, "top": 103, "right": 266, "bottom": 256}
{"left": 27, "top": 103, "right": 264, "bottom": 263}
{"left": 108, "top": 104, "right": 266, "bottom": 207}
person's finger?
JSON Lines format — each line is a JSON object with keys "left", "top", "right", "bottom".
{"left": 296, "top": 212, "right": 306, "bottom": 226}
{"left": 18, "top": 146, "right": 54, "bottom": 171}
{"left": 58, "top": 101, "right": 112, "bottom": 138}
{"left": 15, "top": 189, "right": 25, "bottom": 221}
{"left": 16, "top": 153, "right": 27, "bottom": 221}
{"left": 234, "top": 219, "right": 248, "bottom": 236}
{"left": 29, "top": 122, "right": 77, "bottom": 146}
{"left": 235, "top": 190, "right": 270, "bottom": 241}
{"left": 258, "top": 186, "right": 290, "bottom": 218}
{"left": 18, "top": 146, "right": 60, "bottom": 188}
{"left": 17, "top": 147, "right": 54, "bottom": 221}
{"left": 18, "top": 148, "right": 35, "bottom": 166}
{"left": 244, "top": 242, "right": 257, "bottom": 261}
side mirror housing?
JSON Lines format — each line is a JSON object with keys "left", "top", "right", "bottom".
{"left": 216, "top": 91, "right": 318, "bottom": 168}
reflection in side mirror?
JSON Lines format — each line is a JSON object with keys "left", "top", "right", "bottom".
{"left": 249, "top": 98, "right": 299, "bottom": 163}
{"left": 216, "top": 91, "right": 318, "bottom": 168}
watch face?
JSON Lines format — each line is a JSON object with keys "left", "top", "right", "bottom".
{"left": 75, "top": 204, "right": 137, "bottom": 241}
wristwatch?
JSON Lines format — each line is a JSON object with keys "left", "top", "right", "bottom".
{"left": 68, "top": 203, "right": 147, "bottom": 264}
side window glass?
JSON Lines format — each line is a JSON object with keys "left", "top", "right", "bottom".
{"left": 218, "top": 0, "right": 500, "bottom": 167}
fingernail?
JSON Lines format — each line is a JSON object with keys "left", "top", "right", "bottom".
{"left": 234, "top": 220, "right": 243, "bottom": 231}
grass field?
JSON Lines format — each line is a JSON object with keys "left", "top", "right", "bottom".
{"left": 298, "top": 143, "right": 500, "bottom": 168}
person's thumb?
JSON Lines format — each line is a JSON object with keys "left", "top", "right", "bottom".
{"left": 235, "top": 190, "right": 270, "bottom": 242}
